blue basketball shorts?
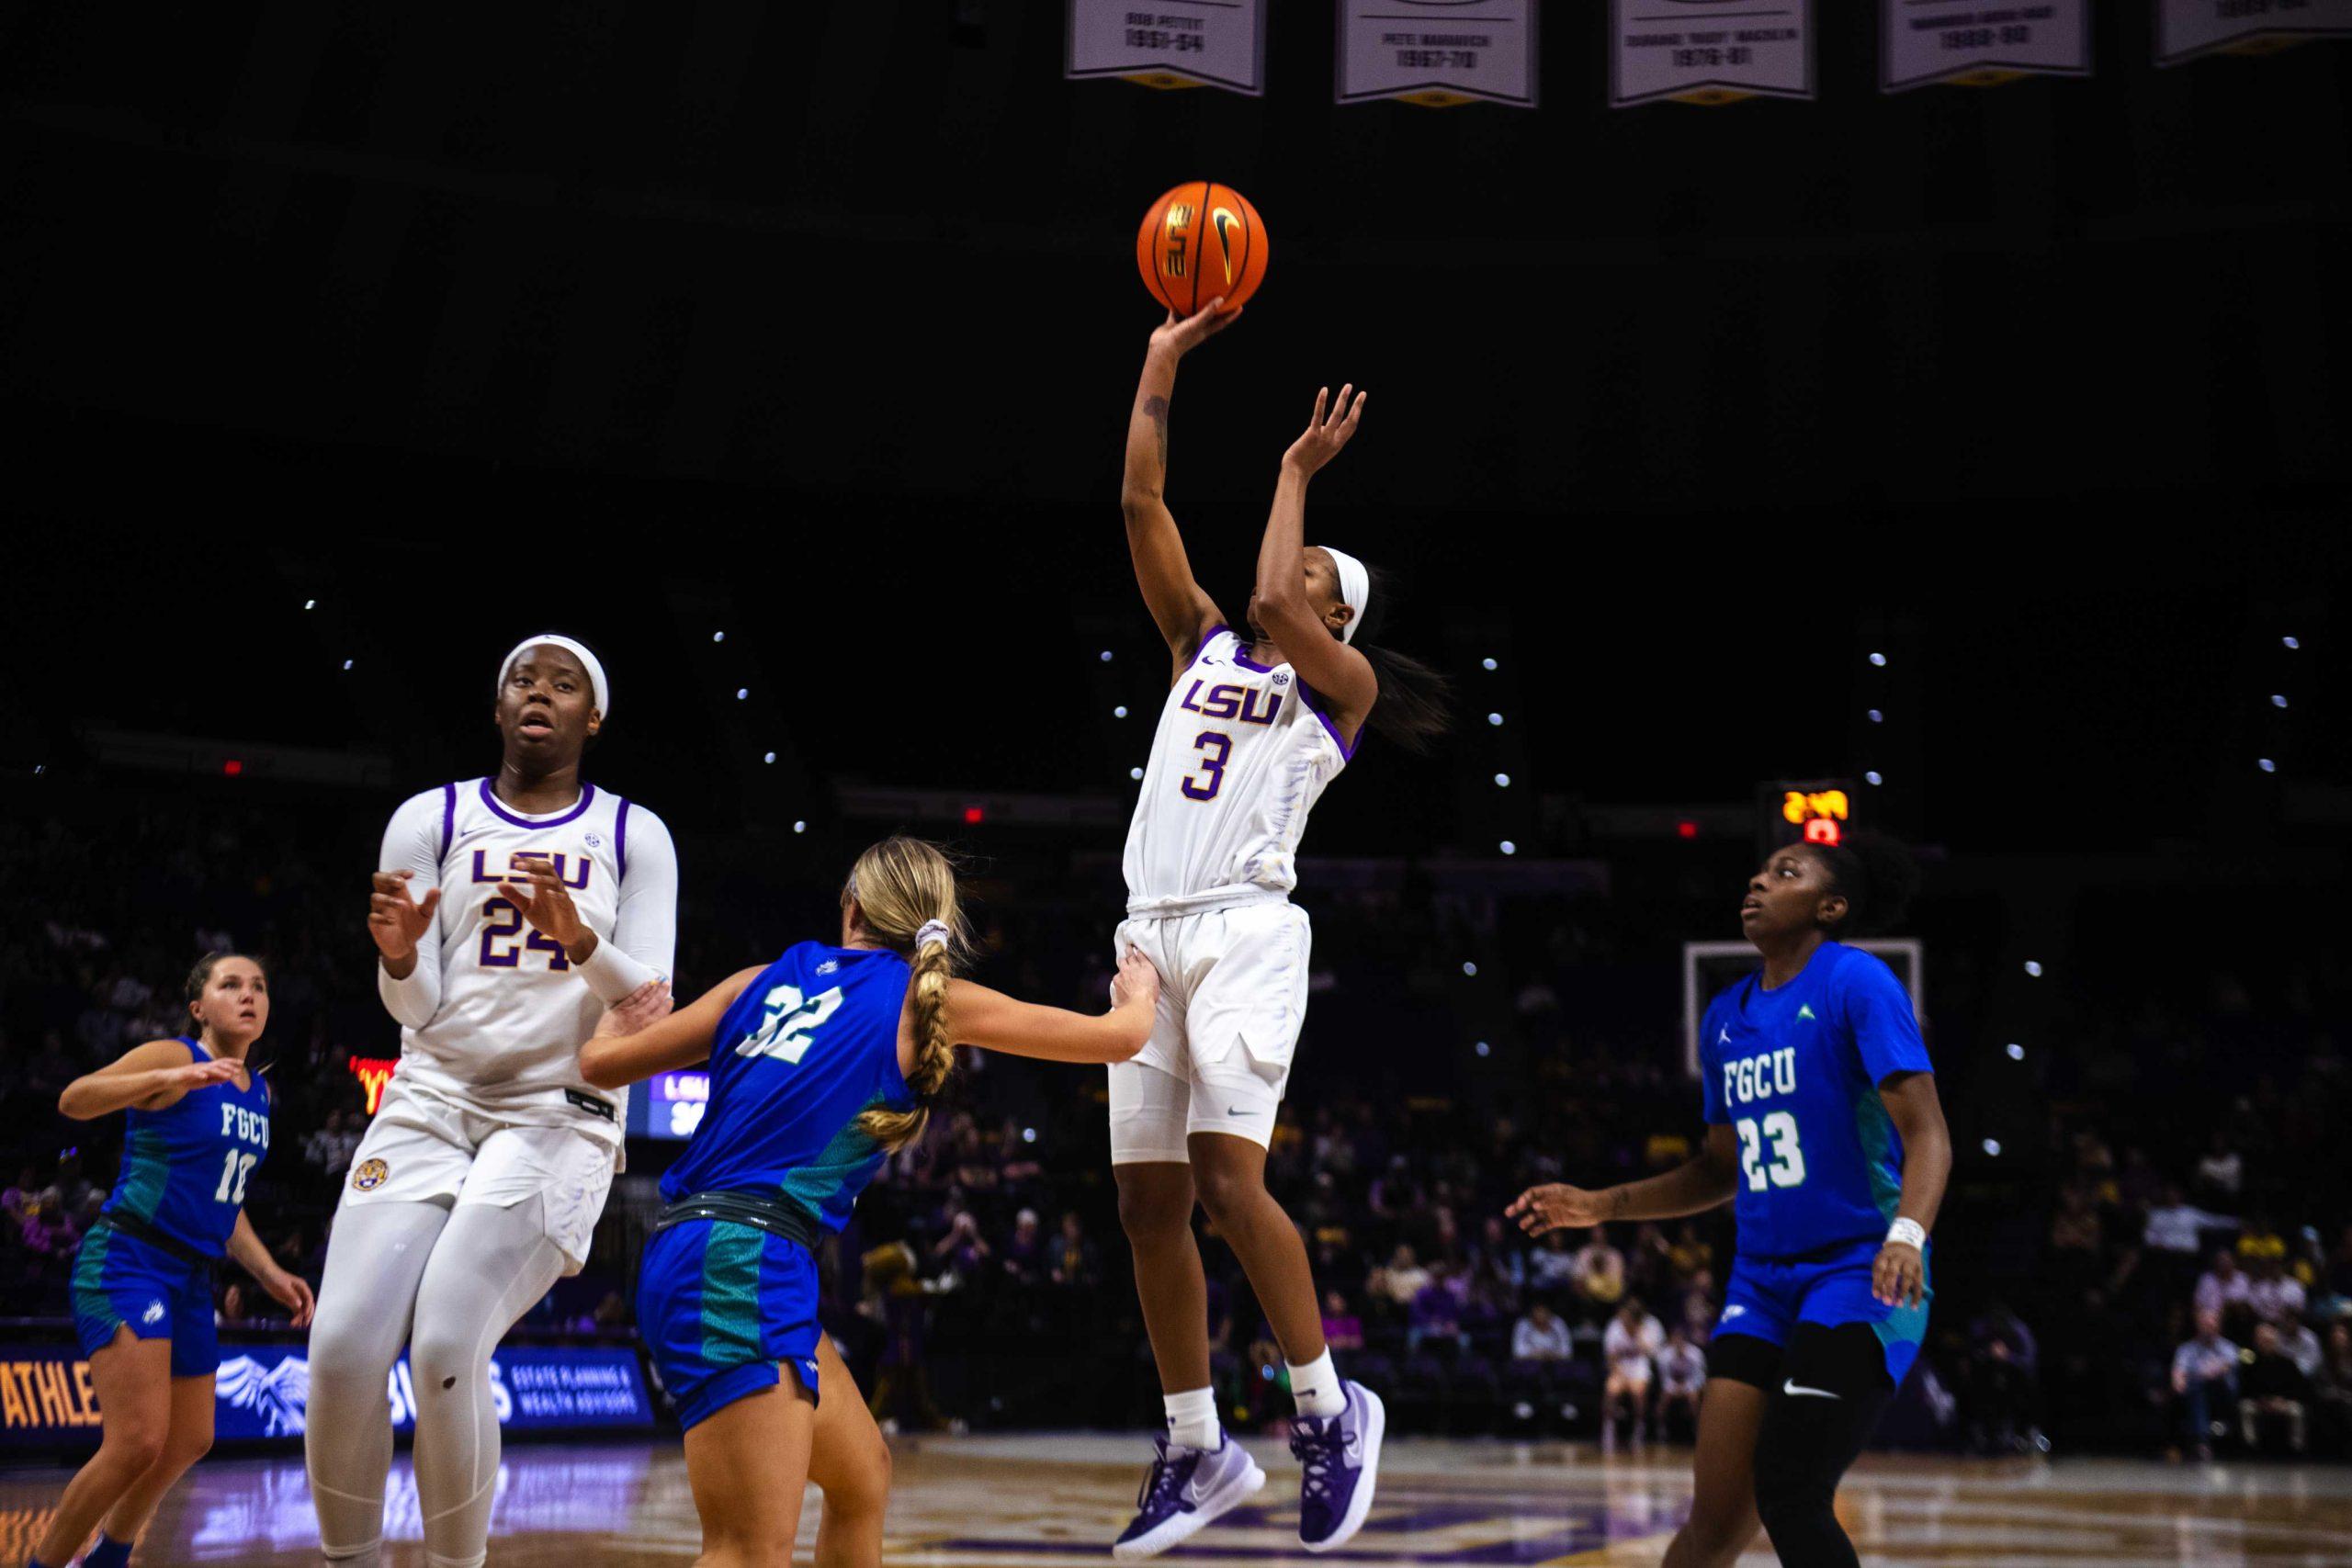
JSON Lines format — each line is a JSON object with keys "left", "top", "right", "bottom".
{"left": 70, "top": 1224, "right": 219, "bottom": 1378}
{"left": 1714, "top": 1235, "right": 1931, "bottom": 1385}
{"left": 638, "top": 1218, "right": 822, "bottom": 1431}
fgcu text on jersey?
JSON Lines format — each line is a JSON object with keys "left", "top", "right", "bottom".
{"left": 1698, "top": 942, "right": 1931, "bottom": 1260}
{"left": 1125, "top": 626, "right": 1352, "bottom": 913}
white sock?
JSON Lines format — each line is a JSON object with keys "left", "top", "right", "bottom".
{"left": 1163, "top": 1386, "right": 1221, "bottom": 1450}
{"left": 1288, "top": 1350, "right": 1345, "bottom": 1420}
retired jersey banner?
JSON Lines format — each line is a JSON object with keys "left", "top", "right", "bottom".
{"left": 1067, "top": 0, "right": 1268, "bottom": 94}
{"left": 2155, "top": 0, "right": 2352, "bottom": 64}
{"left": 1337, "top": 0, "right": 1539, "bottom": 107}
{"left": 1611, "top": 0, "right": 1815, "bottom": 107}
{"left": 1882, "top": 0, "right": 2091, "bottom": 90}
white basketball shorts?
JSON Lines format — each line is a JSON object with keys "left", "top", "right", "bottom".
{"left": 337, "top": 1079, "right": 617, "bottom": 1273}
{"left": 1108, "top": 900, "right": 1312, "bottom": 1162}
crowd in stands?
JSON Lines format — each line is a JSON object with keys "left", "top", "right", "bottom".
{"left": 6, "top": 791, "right": 2352, "bottom": 1461}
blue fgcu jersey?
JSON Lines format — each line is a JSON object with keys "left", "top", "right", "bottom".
{"left": 99, "top": 1037, "right": 272, "bottom": 1257}
{"left": 659, "top": 942, "right": 915, "bottom": 1232}
{"left": 1699, "top": 942, "right": 1930, "bottom": 1260}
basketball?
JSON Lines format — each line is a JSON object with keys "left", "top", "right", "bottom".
{"left": 1136, "top": 181, "right": 1269, "bottom": 316}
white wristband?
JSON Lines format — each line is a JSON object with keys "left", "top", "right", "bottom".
{"left": 1886, "top": 1217, "right": 1928, "bottom": 1251}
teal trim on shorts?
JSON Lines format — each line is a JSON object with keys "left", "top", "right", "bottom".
{"left": 71, "top": 1224, "right": 118, "bottom": 1333}
{"left": 696, "top": 1221, "right": 768, "bottom": 1371}
{"left": 1871, "top": 1251, "right": 1933, "bottom": 1350}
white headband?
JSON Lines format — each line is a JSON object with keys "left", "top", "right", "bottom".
{"left": 497, "top": 634, "right": 610, "bottom": 718}
{"left": 1317, "top": 547, "right": 1371, "bottom": 645}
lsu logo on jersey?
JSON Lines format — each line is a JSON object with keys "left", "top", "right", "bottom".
{"left": 1178, "top": 679, "right": 1283, "bottom": 727}
{"left": 466, "top": 850, "right": 592, "bottom": 889}
{"left": 351, "top": 1158, "right": 390, "bottom": 1191}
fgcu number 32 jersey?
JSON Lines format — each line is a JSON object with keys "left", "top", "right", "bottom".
{"left": 659, "top": 942, "right": 915, "bottom": 1233}
{"left": 377, "top": 779, "right": 677, "bottom": 1145}
{"left": 1124, "top": 625, "right": 1353, "bottom": 915}
{"left": 1699, "top": 941, "right": 1932, "bottom": 1260}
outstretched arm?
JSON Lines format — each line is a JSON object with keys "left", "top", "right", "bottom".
{"left": 944, "top": 949, "right": 1160, "bottom": 1065}
{"left": 1508, "top": 1123, "right": 1742, "bottom": 1235}
{"left": 577, "top": 971, "right": 757, "bottom": 1090}
{"left": 1252, "top": 386, "right": 1378, "bottom": 726}
{"left": 59, "top": 1039, "right": 232, "bottom": 1120}
{"left": 1123, "top": 308, "right": 1240, "bottom": 666}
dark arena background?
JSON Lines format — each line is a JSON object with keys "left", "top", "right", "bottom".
{"left": 5, "top": 4, "right": 2352, "bottom": 1564}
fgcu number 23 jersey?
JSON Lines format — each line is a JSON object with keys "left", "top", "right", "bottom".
{"left": 1124, "top": 625, "right": 1353, "bottom": 914}
{"left": 659, "top": 942, "right": 914, "bottom": 1232}
{"left": 378, "top": 779, "right": 677, "bottom": 1145}
{"left": 1699, "top": 941, "right": 1931, "bottom": 1260}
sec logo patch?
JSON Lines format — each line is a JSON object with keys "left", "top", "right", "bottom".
{"left": 351, "top": 1158, "right": 390, "bottom": 1191}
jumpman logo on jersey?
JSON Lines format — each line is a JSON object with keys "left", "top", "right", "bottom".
{"left": 1797, "top": 1005, "right": 1817, "bottom": 1021}
{"left": 1718, "top": 1025, "right": 1731, "bottom": 1046}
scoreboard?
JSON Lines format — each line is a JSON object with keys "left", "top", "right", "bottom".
{"left": 1758, "top": 777, "right": 1856, "bottom": 858}
{"left": 627, "top": 1068, "right": 709, "bottom": 1141}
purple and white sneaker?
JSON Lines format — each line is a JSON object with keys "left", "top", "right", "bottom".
{"left": 1290, "top": 1380, "right": 1385, "bottom": 1553}
{"left": 1111, "top": 1432, "right": 1267, "bottom": 1561}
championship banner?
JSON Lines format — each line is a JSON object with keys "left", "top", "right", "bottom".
{"left": 1337, "top": 0, "right": 1538, "bottom": 108}
{"left": 2155, "top": 0, "right": 2352, "bottom": 65}
{"left": 1067, "top": 0, "right": 1268, "bottom": 95}
{"left": 1882, "top": 0, "right": 2091, "bottom": 90}
{"left": 0, "top": 1341, "right": 653, "bottom": 1450}
{"left": 1611, "top": 0, "right": 1815, "bottom": 107}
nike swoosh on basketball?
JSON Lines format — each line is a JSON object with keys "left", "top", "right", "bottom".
{"left": 1783, "top": 1380, "right": 1840, "bottom": 1400}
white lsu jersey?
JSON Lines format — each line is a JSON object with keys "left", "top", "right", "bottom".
{"left": 1123, "top": 626, "right": 1353, "bottom": 916}
{"left": 377, "top": 779, "right": 676, "bottom": 1146}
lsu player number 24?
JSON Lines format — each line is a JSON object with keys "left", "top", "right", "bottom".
{"left": 304, "top": 634, "right": 678, "bottom": 1568}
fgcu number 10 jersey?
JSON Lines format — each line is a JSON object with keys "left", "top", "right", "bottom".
{"left": 1699, "top": 942, "right": 1932, "bottom": 1260}
{"left": 1124, "top": 625, "right": 1353, "bottom": 915}
{"left": 658, "top": 942, "right": 915, "bottom": 1233}
{"left": 99, "top": 1038, "right": 271, "bottom": 1258}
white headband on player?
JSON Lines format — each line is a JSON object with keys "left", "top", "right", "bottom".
{"left": 497, "top": 634, "right": 610, "bottom": 718}
{"left": 1317, "top": 546, "right": 1371, "bottom": 645}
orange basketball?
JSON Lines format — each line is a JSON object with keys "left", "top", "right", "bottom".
{"left": 1136, "top": 182, "right": 1269, "bottom": 317}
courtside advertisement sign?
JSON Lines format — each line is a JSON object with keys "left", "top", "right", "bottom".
{"left": 0, "top": 1342, "right": 652, "bottom": 1449}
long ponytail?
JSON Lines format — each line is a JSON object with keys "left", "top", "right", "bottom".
{"left": 843, "top": 836, "right": 969, "bottom": 1151}
{"left": 1352, "top": 564, "right": 1450, "bottom": 753}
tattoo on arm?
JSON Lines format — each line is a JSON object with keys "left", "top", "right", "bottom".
{"left": 1143, "top": 395, "right": 1170, "bottom": 470}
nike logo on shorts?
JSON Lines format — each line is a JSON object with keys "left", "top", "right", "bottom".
{"left": 1783, "top": 1379, "right": 1840, "bottom": 1400}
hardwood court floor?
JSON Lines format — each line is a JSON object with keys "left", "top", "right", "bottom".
{"left": 4, "top": 1434, "right": 2349, "bottom": 1565}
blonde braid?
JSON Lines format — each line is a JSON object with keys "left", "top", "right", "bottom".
{"left": 845, "top": 837, "right": 967, "bottom": 1151}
